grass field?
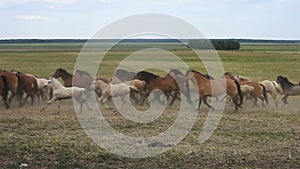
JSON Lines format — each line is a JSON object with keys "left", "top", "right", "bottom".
{"left": 0, "top": 42, "right": 299, "bottom": 168}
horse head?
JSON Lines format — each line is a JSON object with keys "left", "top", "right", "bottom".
{"left": 52, "top": 68, "right": 68, "bottom": 78}
{"left": 50, "top": 77, "right": 64, "bottom": 90}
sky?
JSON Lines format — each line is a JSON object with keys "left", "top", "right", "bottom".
{"left": 0, "top": 0, "right": 299, "bottom": 39}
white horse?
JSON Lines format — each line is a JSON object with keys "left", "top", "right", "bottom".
{"left": 40, "top": 77, "right": 92, "bottom": 114}
{"left": 35, "top": 78, "right": 51, "bottom": 101}
{"left": 259, "top": 80, "right": 283, "bottom": 106}
{"left": 94, "top": 78, "right": 139, "bottom": 108}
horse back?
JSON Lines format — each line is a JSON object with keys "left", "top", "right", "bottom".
{"left": 0, "top": 71, "right": 18, "bottom": 93}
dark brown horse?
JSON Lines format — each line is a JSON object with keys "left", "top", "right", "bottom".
{"left": 182, "top": 70, "right": 243, "bottom": 111}
{"left": 133, "top": 71, "right": 179, "bottom": 106}
{"left": 0, "top": 75, "right": 9, "bottom": 109}
{"left": 52, "top": 68, "right": 73, "bottom": 87}
{"left": 276, "top": 76, "right": 300, "bottom": 105}
{"left": 0, "top": 70, "right": 23, "bottom": 107}
{"left": 114, "top": 69, "right": 136, "bottom": 82}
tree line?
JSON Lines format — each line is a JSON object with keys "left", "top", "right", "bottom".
{"left": 187, "top": 39, "right": 240, "bottom": 50}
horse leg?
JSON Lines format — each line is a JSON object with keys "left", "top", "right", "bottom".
{"left": 139, "top": 91, "right": 149, "bottom": 105}
{"left": 1, "top": 92, "right": 9, "bottom": 109}
{"left": 220, "top": 94, "right": 228, "bottom": 102}
{"left": 30, "top": 94, "right": 35, "bottom": 106}
{"left": 57, "top": 99, "right": 60, "bottom": 114}
{"left": 259, "top": 96, "right": 265, "bottom": 107}
{"left": 169, "top": 90, "right": 179, "bottom": 106}
{"left": 8, "top": 93, "right": 15, "bottom": 104}
{"left": 282, "top": 95, "right": 289, "bottom": 105}
{"left": 40, "top": 97, "right": 56, "bottom": 112}
{"left": 271, "top": 93, "right": 278, "bottom": 106}
{"left": 231, "top": 94, "right": 239, "bottom": 110}
{"left": 197, "top": 97, "right": 202, "bottom": 111}
{"left": 129, "top": 90, "right": 136, "bottom": 104}
{"left": 203, "top": 96, "right": 214, "bottom": 110}
{"left": 252, "top": 95, "right": 258, "bottom": 107}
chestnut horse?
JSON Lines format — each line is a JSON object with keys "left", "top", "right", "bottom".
{"left": 0, "top": 70, "right": 23, "bottom": 107}
{"left": 235, "top": 75, "right": 268, "bottom": 106}
{"left": 185, "top": 70, "right": 243, "bottom": 111}
{"left": 11, "top": 70, "right": 38, "bottom": 105}
{"left": 133, "top": 71, "right": 179, "bottom": 106}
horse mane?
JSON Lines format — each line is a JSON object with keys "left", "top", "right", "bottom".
{"left": 236, "top": 75, "right": 251, "bottom": 81}
{"left": 138, "top": 71, "right": 160, "bottom": 78}
{"left": 190, "top": 70, "right": 213, "bottom": 79}
{"left": 95, "top": 77, "right": 110, "bottom": 84}
{"left": 10, "top": 69, "right": 22, "bottom": 74}
{"left": 169, "top": 69, "right": 184, "bottom": 75}
{"left": 281, "top": 76, "right": 294, "bottom": 86}
{"left": 224, "top": 72, "right": 234, "bottom": 76}
{"left": 205, "top": 74, "right": 215, "bottom": 80}
{"left": 75, "top": 70, "right": 91, "bottom": 77}
{"left": 51, "top": 77, "right": 64, "bottom": 89}
{"left": 57, "top": 68, "right": 72, "bottom": 76}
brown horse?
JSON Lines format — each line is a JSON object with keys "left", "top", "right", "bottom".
{"left": 52, "top": 68, "right": 73, "bottom": 87}
{"left": 184, "top": 70, "right": 243, "bottom": 111}
{"left": 235, "top": 75, "right": 268, "bottom": 106}
{"left": 11, "top": 71, "right": 38, "bottom": 105}
{"left": 133, "top": 71, "right": 179, "bottom": 106}
{"left": 0, "top": 75, "right": 9, "bottom": 109}
{"left": 0, "top": 70, "right": 23, "bottom": 107}
{"left": 52, "top": 68, "right": 94, "bottom": 89}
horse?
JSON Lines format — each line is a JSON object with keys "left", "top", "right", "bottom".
{"left": 133, "top": 71, "right": 180, "bottom": 106}
{"left": 183, "top": 70, "right": 243, "bottom": 111}
{"left": 73, "top": 70, "right": 94, "bottom": 89}
{"left": 35, "top": 78, "right": 51, "bottom": 102}
{"left": 276, "top": 76, "right": 300, "bottom": 105}
{"left": 223, "top": 72, "right": 254, "bottom": 103}
{"left": 10, "top": 70, "right": 38, "bottom": 105}
{"left": 52, "top": 68, "right": 73, "bottom": 87}
{"left": 51, "top": 68, "right": 94, "bottom": 100}
{"left": 94, "top": 78, "right": 139, "bottom": 108}
{"left": 235, "top": 75, "right": 268, "bottom": 107}
{"left": 0, "top": 75, "right": 9, "bottom": 109}
{"left": 40, "top": 77, "right": 92, "bottom": 114}
{"left": 259, "top": 80, "right": 283, "bottom": 106}
{"left": 113, "top": 69, "right": 136, "bottom": 82}
{"left": 0, "top": 70, "right": 23, "bottom": 107}
{"left": 124, "top": 79, "right": 146, "bottom": 104}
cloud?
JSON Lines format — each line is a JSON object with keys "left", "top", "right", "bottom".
{"left": 15, "top": 15, "right": 45, "bottom": 20}
{"left": 47, "top": 5, "right": 56, "bottom": 9}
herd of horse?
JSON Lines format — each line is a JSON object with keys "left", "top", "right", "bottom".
{"left": 0, "top": 68, "right": 300, "bottom": 113}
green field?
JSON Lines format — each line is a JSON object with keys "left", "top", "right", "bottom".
{"left": 0, "top": 43, "right": 299, "bottom": 168}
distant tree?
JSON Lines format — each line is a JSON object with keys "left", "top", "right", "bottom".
{"left": 188, "top": 39, "right": 240, "bottom": 50}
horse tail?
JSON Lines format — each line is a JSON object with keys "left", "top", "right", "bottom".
{"left": 261, "top": 84, "right": 268, "bottom": 105}
{"left": 1, "top": 75, "right": 9, "bottom": 109}
{"left": 185, "top": 81, "right": 191, "bottom": 103}
{"left": 234, "top": 80, "right": 243, "bottom": 106}
{"left": 16, "top": 74, "right": 23, "bottom": 100}
{"left": 129, "top": 85, "right": 139, "bottom": 92}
